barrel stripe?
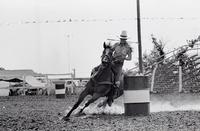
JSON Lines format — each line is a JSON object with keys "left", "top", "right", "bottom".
{"left": 55, "top": 88, "right": 66, "bottom": 94}
{"left": 124, "top": 103, "right": 150, "bottom": 116}
{"left": 123, "top": 90, "right": 150, "bottom": 103}
{"left": 55, "top": 84, "right": 65, "bottom": 89}
{"left": 124, "top": 76, "right": 148, "bottom": 90}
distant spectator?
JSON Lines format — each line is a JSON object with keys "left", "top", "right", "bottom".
{"left": 66, "top": 81, "right": 76, "bottom": 95}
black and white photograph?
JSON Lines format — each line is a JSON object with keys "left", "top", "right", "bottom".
{"left": 1, "top": 0, "right": 200, "bottom": 130}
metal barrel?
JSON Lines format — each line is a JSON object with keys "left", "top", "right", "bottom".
{"left": 53, "top": 80, "right": 66, "bottom": 99}
{"left": 123, "top": 76, "right": 150, "bottom": 116}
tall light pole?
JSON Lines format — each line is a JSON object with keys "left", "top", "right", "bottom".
{"left": 136, "top": 0, "right": 143, "bottom": 74}
{"left": 72, "top": 68, "right": 76, "bottom": 78}
{"left": 67, "top": 34, "right": 71, "bottom": 73}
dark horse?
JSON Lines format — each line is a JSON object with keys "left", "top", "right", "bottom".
{"left": 62, "top": 42, "right": 123, "bottom": 121}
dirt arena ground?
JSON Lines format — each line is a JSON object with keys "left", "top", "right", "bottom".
{"left": 1, "top": 94, "right": 200, "bottom": 131}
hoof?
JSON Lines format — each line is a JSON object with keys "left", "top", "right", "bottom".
{"left": 58, "top": 112, "right": 62, "bottom": 116}
{"left": 97, "top": 101, "right": 107, "bottom": 108}
{"left": 62, "top": 116, "right": 70, "bottom": 121}
{"left": 107, "top": 99, "right": 113, "bottom": 107}
{"left": 75, "top": 111, "right": 86, "bottom": 117}
{"left": 108, "top": 102, "right": 112, "bottom": 107}
{"left": 97, "top": 102, "right": 104, "bottom": 108}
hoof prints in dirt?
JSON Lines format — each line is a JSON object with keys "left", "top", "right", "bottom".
{"left": 1, "top": 95, "right": 200, "bottom": 130}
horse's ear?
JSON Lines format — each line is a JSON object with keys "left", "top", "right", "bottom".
{"left": 103, "top": 42, "right": 106, "bottom": 48}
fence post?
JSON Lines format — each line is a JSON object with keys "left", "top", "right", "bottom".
{"left": 150, "top": 64, "right": 158, "bottom": 92}
{"left": 179, "top": 65, "right": 183, "bottom": 92}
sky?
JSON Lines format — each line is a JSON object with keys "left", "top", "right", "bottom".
{"left": 0, "top": 0, "right": 200, "bottom": 77}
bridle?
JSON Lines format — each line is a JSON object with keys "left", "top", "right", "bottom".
{"left": 101, "top": 47, "right": 113, "bottom": 64}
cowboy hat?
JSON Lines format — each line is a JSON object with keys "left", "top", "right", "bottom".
{"left": 119, "top": 30, "right": 129, "bottom": 40}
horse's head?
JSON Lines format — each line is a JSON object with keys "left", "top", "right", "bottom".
{"left": 101, "top": 42, "right": 113, "bottom": 65}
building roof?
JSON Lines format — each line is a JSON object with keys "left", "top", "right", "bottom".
{"left": 0, "top": 69, "right": 44, "bottom": 79}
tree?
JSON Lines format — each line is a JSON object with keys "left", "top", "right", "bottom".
{"left": 151, "top": 34, "right": 165, "bottom": 64}
{"left": 135, "top": 35, "right": 166, "bottom": 74}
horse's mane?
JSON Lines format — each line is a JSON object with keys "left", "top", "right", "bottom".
{"left": 103, "top": 42, "right": 112, "bottom": 49}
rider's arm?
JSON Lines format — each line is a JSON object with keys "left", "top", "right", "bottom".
{"left": 125, "top": 47, "right": 132, "bottom": 61}
{"left": 125, "top": 52, "right": 132, "bottom": 60}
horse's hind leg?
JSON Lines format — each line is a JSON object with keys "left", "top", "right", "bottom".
{"left": 62, "top": 89, "right": 88, "bottom": 121}
{"left": 79, "top": 93, "right": 101, "bottom": 113}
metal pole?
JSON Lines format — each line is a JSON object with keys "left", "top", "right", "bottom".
{"left": 136, "top": 0, "right": 143, "bottom": 73}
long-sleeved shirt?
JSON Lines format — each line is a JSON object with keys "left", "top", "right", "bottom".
{"left": 112, "top": 42, "right": 132, "bottom": 62}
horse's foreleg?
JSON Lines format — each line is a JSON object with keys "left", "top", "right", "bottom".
{"left": 97, "top": 98, "right": 108, "bottom": 108}
{"left": 99, "top": 88, "right": 123, "bottom": 107}
{"left": 63, "top": 90, "right": 88, "bottom": 121}
{"left": 79, "top": 93, "right": 101, "bottom": 113}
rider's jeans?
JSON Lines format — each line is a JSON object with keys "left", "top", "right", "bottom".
{"left": 112, "top": 62, "right": 124, "bottom": 84}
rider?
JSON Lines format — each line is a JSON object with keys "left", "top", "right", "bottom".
{"left": 111, "top": 30, "right": 132, "bottom": 88}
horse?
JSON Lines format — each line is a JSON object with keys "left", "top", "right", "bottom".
{"left": 62, "top": 42, "right": 123, "bottom": 121}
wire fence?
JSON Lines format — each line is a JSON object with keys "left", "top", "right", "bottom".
{"left": 1, "top": 17, "right": 200, "bottom": 26}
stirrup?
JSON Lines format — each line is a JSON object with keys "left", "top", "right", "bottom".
{"left": 114, "top": 81, "right": 120, "bottom": 88}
